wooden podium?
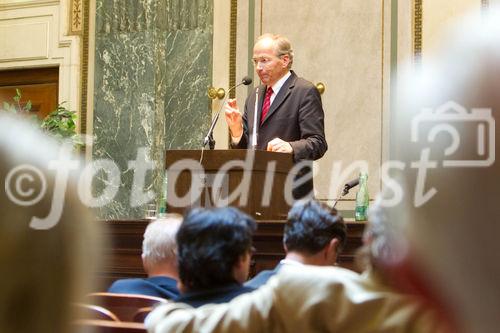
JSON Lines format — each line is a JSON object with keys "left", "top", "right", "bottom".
{"left": 165, "top": 149, "right": 296, "bottom": 220}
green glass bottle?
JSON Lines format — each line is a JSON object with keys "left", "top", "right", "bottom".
{"left": 355, "top": 172, "right": 369, "bottom": 221}
{"left": 157, "top": 171, "right": 168, "bottom": 217}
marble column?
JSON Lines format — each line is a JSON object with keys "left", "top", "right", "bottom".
{"left": 93, "top": 0, "right": 213, "bottom": 219}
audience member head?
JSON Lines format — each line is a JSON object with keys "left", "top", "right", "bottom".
{"left": 142, "top": 214, "right": 182, "bottom": 278}
{"left": 283, "top": 199, "right": 346, "bottom": 265}
{"left": 355, "top": 195, "right": 407, "bottom": 276}
{"left": 0, "top": 114, "right": 100, "bottom": 333}
{"left": 176, "top": 207, "right": 256, "bottom": 292}
{"left": 385, "top": 7, "right": 500, "bottom": 333}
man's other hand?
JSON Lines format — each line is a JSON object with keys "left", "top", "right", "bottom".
{"left": 267, "top": 138, "right": 293, "bottom": 153}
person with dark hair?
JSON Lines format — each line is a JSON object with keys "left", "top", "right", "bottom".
{"left": 246, "top": 199, "right": 346, "bottom": 288}
{"left": 175, "top": 207, "right": 257, "bottom": 308}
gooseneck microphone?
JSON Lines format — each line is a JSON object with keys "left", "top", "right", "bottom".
{"left": 203, "top": 76, "right": 253, "bottom": 149}
{"left": 332, "top": 177, "right": 360, "bottom": 209}
{"left": 342, "top": 178, "right": 360, "bottom": 196}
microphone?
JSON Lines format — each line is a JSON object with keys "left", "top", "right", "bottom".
{"left": 332, "top": 177, "right": 360, "bottom": 208}
{"left": 241, "top": 76, "right": 252, "bottom": 85}
{"left": 203, "top": 76, "right": 253, "bottom": 149}
{"left": 342, "top": 178, "right": 360, "bottom": 196}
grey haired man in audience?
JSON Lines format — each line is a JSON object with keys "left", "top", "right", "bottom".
{"left": 108, "top": 215, "right": 182, "bottom": 299}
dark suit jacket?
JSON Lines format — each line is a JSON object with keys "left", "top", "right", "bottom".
{"left": 175, "top": 283, "right": 254, "bottom": 308}
{"left": 232, "top": 71, "right": 327, "bottom": 162}
{"left": 232, "top": 71, "right": 327, "bottom": 198}
{"left": 244, "top": 263, "right": 283, "bottom": 289}
{"left": 108, "top": 276, "right": 179, "bottom": 300}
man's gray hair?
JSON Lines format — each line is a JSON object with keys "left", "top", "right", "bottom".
{"left": 141, "top": 214, "right": 182, "bottom": 266}
{"left": 257, "top": 33, "right": 294, "bottom": 69}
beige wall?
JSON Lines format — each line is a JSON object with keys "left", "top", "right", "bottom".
{"left": 0, "top": 0, "right": 82, "bottom": 121}
{"left": 423, "top": 0, "right": 481, "bottom": 58}
{"left": 260, "top": 0, "right": 386, "bottom": 206}
{"left": 211, "top": 0, "right": 231, "bottom": 149}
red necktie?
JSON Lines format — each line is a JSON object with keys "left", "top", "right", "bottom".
{"left": 260, "top": 87, "right": 273, "bottom": 125}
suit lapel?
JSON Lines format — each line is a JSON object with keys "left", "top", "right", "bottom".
{"left": 261, "top": 71, "right": 296, "bottom": 126}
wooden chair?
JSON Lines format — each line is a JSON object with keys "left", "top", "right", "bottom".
{"left": 73, "top": 303, "right": 120, "bottom": 321}
{"left": 73, "top": 319, "right": 146, "bottom": 333}
{"left": 86, "top": 293, "right": 167, "bottom": 322}
{"left": 132, "top": 307, "right": 154, "bottom": 323}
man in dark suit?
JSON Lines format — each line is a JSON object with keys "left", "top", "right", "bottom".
{"left": 108, "top": 215, "right": 182, "bottom": 299}
{"left": 246, "top": 199, "right": 346, "bottom": 288}
{"left": 175, "top": 207, "right": 256, "bottom": 308}
{"left": 225, "top": 33, "right": 327, "bottom": 198}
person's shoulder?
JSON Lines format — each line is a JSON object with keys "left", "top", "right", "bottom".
{"left": 277, "top": 264, "right": 362, "bottom": 287}
{"left": 229, "top": 284, "right": 255, "bottom": 300}
{"left": 292, "top": 76, "right": 320, "bottom": 98}
{"left": 108, "top": 278, "right": 146, "bottom": 292}
{"left": 109, "top": 277, "right": 179, "bottom": 299}
{"left": 291, "top": 72, "right": 315, "bottom": 89}
{"left": 245, "top": 269, "right": 278, "bottom": 288}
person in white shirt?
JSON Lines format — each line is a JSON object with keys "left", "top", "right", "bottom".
{"left": 245, "top": 199, "right": 346, "bottom": 288}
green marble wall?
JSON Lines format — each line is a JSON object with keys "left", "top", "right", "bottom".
{"left": 93, "top": 0, "right": 213, "bottom": 219}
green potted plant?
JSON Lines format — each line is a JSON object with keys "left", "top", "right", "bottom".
{"left": 2, "top": 89, "right": 83, "bottom": 149}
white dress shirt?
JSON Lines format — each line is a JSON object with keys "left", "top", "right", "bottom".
{"left": 231, "top": 71, "right": 292, "bottom": 144}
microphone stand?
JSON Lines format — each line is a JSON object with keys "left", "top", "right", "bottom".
{"left": 250, "top": 88, "right": 259, "bottom": 149}
{"left": 203, "top": 77, "right": 252, "bottom": 149}
{"left": 203, "top": 95, "right": 228, "bottom": 149}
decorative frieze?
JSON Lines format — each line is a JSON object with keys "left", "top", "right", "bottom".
{"left": 69, "top": 0, "right": 83, "bottom": 35}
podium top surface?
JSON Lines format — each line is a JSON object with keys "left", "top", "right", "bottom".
{"left": 165, "top": 149, "right": 296, "bottom": 172}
